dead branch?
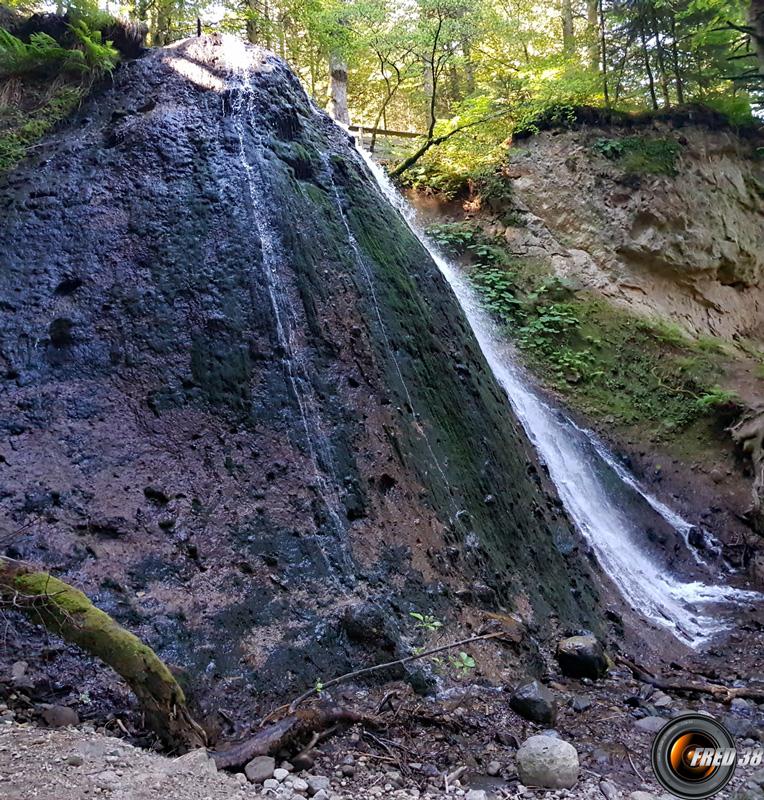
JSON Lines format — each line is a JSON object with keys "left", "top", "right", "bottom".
{"left": 288, "top": 631, "right": 505, "bottom": 712}
{"left": 210, "top": 705, "right": 371, "bottom": 770}
{"left": 618, "top": 656, "right": 764, "bottom": 704}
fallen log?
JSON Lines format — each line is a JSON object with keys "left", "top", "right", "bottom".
{"left": 0, "top": 558, "right": 206, "bottom": 751}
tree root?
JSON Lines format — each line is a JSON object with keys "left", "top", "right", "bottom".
{"left": 619, "top": 656, "right": 764, "bottom": 704}
{"left": 210, "top": 705, "right": 372, "bottom": 770}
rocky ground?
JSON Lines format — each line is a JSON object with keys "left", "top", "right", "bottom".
{"left": 2, "top": 632, "right": 764, "bottom": 799}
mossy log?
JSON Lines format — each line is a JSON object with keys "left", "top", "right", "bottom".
{"left": 0, "top": 558, "right": 206, "bottom": 751}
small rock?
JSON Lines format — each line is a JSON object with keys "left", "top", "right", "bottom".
{"left": 66, "top": 754, "right": 84, "bottom": 767}
{"left": 293, "top": 752, "right": 315, "bottom": 771}
{"left": 634, "top": 716, "right": 667, "bottom": 734}
{"left": 599, "top": 779, "right": 620, "bottom": 799}
{"left": 41, "top": 705, "right": 79, "bottom": 728}
{"left": 170, "top": 747, "right": 217, "bottom": 776}
{"left": 234, "top": 772, "right": 248, "bottom": 785}
{"left": 516, "top": 734, "right": 579, "bottom": 789}
{"left": 245, "top": 755, "right": 276, "bottom": 784}
{"left": 262, "top": 778, "right": 280, "bottom": 790}
{"left": 510, "top": 680, "right": 557, "bottom": 725}
{"left": 629, "top": 792, "right": 658, "bottom": 800}
{"left": 572, "top": 695, "right": 592, "bottom": 712}
{"left": 94, "top": 770, "right": 119, "bottom": 789}
{"left": 307, "top": 775, "right": 331, "bottom": 795}
{"left": 340, "top": 764, "right": 355, "bottom": 777}
{"left": 313, "top": 792, "right": 329, "bottom": 800}
{"left": 292, "top": 776, "right": 310, "bottom": 793}
{"left": 274, "top": 768, "right": 290, "bottom": 782}
{"left": 556, "top": 635, "right": 608, "bottom": 680}
{"left": 465, "top": 791, "right": 489, "bottom": 800}
{"left": 486, "top": 760, "right": 501, "bottom": 776}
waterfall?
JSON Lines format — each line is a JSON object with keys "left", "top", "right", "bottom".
{"left": 230, "top": 59, "right": 353, "bottom": 588}
{"left": 354, "top": 146, "right": 760, "bottom": 647}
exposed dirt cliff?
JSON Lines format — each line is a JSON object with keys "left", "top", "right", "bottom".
{"left": 508, "top": 122, "right": 764, "bottom": 346}
{"left": 0, "top": 36, "right": 611, "bottom": 733}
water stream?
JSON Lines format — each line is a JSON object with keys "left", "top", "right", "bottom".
{"left": 354, "top": 146, "right": 759, "bottom": 647}
{"left": 230, "top": 61, "right": 353, "bottom": 587}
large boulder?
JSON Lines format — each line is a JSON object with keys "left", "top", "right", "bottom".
{"left": 556, "top": 634, "right": 608, "bottom": 679}
{"left": 516, "top": 735, "right": 579, "bottom": 789}
{"left": 509, "top": 680, "right": 557, "bottom": 725}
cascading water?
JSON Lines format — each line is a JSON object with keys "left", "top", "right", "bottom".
{"left": 228, "top": 47, "right": 353, "bottom": 586}
{"left": 354, "top": 146, "right": 760, "bottom": 647}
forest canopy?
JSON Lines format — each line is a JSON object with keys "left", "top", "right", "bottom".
{"left": 2, "top": 0, "right": 762, "bottom": 185}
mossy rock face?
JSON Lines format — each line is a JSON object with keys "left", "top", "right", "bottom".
{"left": 0, "top": 37, "right": 601, "bottom": 719}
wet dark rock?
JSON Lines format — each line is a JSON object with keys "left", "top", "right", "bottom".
{"left": 633, "top": 716, "right": 667, "bottom": 734}
{"left": 571, "top": 695, "right": 592, "bottom": 712}
{"left": 0, "top": 35, "right": 603, "bottom": 722}
{"left": 510, "top": 680, "right": 557, "bottom": 724}
{"left": 556, "top": 634, "right": 609, "bottom": 679}
{"left": 342, "top": 603, "right": 399, "bottom": 652}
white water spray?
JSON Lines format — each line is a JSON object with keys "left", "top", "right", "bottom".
{"left": 355, "top": 146, "right": 759, "bottom": 647}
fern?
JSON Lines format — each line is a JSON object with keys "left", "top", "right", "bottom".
{"left": 68, "top": 20, "right": 118, "bottom": 77}
{"left": 0, "top": 24, "right": 117, "bottom": 80}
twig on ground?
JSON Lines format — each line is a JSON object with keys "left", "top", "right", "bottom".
{"left": 288, "top": 631, "right": 506, "bottom": 712}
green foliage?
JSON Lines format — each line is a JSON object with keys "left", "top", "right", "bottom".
{"left": 0, "top": 28, "right": 86, "bottom": 77}
{"left": 0, "top": 22, "right": 117, "bottom": 80}
{"left": 592, "top": 136, "right": 682, "bottom": 176}
{"left": 695, "top": 386, "right": 739, "bottom": 411}
{"left": 68, "top": 20, "right": 119, "bottom": 77}
{"left": 449, "top": 651, "right": 476, "bottom": 672}
{"left": 409, "top": 611, "right": 443, "bottom": 632}
{"left": 0, "top": 85, "right": 83, "bottom": 172}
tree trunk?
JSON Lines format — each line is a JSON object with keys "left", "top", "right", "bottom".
{"left": 587, "top": 0, "right": 599, "bottom": 70}
{"left": 0, "top": 559, "right": 206, "bottom": 752}
{"left": 599, "top": 0, "right": 610, "bottom": 107}
{"left": 750, "top": 0, "right": 764, "bottom": 76}
{"left": 639, "top": 22, "right": 659, "bottom": 110}
{"left": 329, "top": 52, "right": 350, "bottom": 125}
{"left": 669, "top": 9, "right": 685, "bottom": 104}
{"left": 561, "top": 0, "right": 575, "bottom": 55}
{"left": 650, "top": 8, "right": 671, "bottom": 107}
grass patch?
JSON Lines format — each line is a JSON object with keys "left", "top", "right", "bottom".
{"left": 592, "top": 135, "right": 682, "bottom": 176}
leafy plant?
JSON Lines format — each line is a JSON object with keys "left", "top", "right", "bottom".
{"left": 695, "top": 387, "right": 739, "bottom": 411}
{"left": 0, "top": 22, "right": 118, "bottom": 80}
{"left": 409, "top": 611, "right": 442, "bottom": 632}
{"left": 0, "top": 28, "right": 87, "bottom": 78}
{"left": 449, "top": 651, "right": 476, "bottom": 672}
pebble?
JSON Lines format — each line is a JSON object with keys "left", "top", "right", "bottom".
{"left": 486, "top": 760, "right": 501, "bottom": 776}
{"left": 66, "top": 754, "right": 84, "bottom": 766}
{"left": 291, "top": 776, "right": 309, "bottom": 793}
{"left": 629, "top": 792, "right": 658, "bottom": 800}
{"left": 274, "top": 768, "right": 290, "bottom": 782}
